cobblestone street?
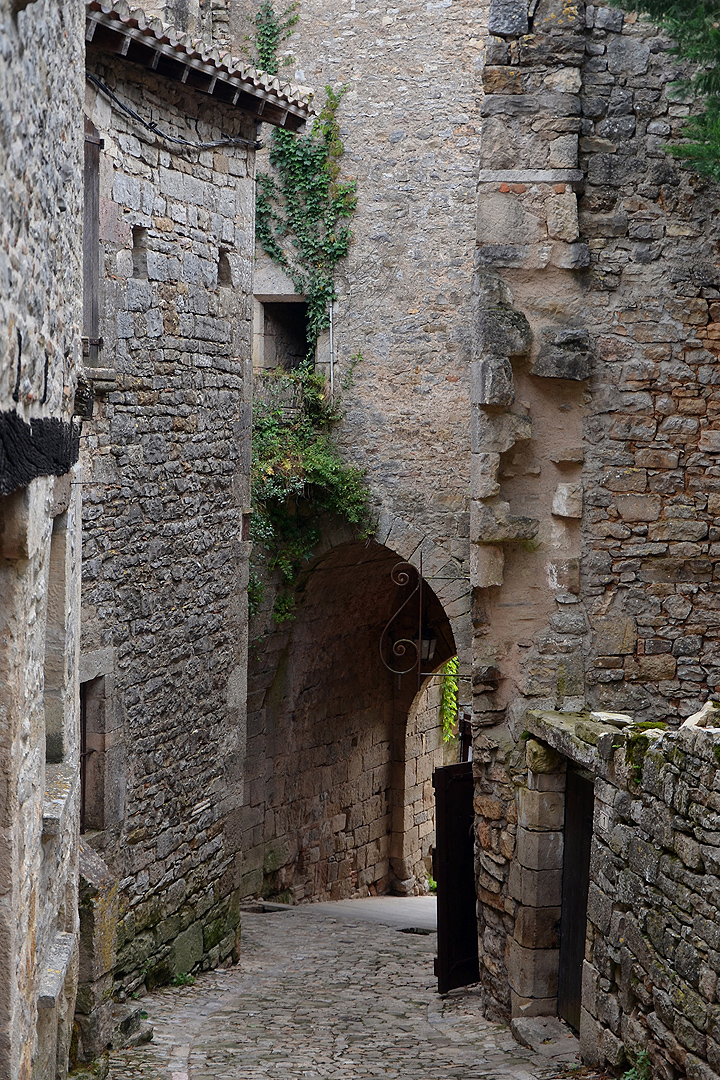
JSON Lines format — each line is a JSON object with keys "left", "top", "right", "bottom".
{"left": 107, "top": 900, "right": 601, "bottom": 1080}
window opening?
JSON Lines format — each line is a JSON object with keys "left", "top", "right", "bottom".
{"left": 262, "top": 301, "right": 308, "bottom": 370}
{"left": 132, "top": 226, "right": 148, "bottom": 280}
{"left": 83, "top": 117, "right": 102, "bottom": 367}
{"left": 218, "top": 248, "right": 232, "bottom": 287}
{"left": 79, "top": 677, "right": 104, "bottom": 833}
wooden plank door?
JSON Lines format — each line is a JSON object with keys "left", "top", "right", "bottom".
{"left": 558, "top": 766, "right": 594, "bottom": 1030}
{"left": 433, "top": 761, "right": 480, "bottom": 995}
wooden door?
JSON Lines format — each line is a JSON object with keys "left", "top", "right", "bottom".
{"left": 558, "top": 766, "right": 594, "bottom": 1030}
{"left": 433, "top": 761, "right": 480, "bottom": 995}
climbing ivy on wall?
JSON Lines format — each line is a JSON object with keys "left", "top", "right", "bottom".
{"left": 253, "top": 0, "right": 298, "bottom": 75}
{"left": 249, "top": 373, "right": 370, "bottom": 622}
{"left": 248, "top": 2, "right": 367, "bottom": 625}
{"left": 251, "top": 1, "right": 357, "bottom": 354}
{"left": 609, "top": 0, "right": 720, "bottom": 179}
{"left": 255, "top": 90, "right": 357, "bottom": 353}
{"left": 439, "top": 656, "right": 459, "bottom": 743}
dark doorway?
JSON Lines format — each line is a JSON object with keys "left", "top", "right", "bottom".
{"left": 263, "top": 302, "right": 308, "bottom": 369}
{"left": 558, "top": 766, "right": 594, "bottom": 1030}
{"left": 433, "top": 761, "right": 479, "bottom": 995}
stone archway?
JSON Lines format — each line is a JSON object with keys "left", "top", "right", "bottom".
{"left": 240, "top": 538, "right": 462, "bottom": 902}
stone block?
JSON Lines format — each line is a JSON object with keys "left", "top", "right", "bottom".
{"left": 579, "top": 1007, "right": 603, "bottom": 1066}
{"left": 472, "top": 409, "right": 532, "bottom": 454}
{"left": 616, "top": 495, "right": 662, "bottom": 522}
{"left": 471, "top": 356, "right": 515, "bottom": 406}
{"left": 699, "top": 429, "right": 720, "bottom": 453}
{"left": 476, "top": 306, "right": 533, "bottom": 359}
{"left": 547, "top": 192, "right": 579, "bottom": 242}
{"left": 595, "top": 6, "right": 624, "bottom": 29}
{"left": 488, "top": 0, "right": 529, "bottom": 36}
{"left": 526, "top": 740, "right": 564, "bottom": 775}
{"left": 169, "top": 922, "right": 203, "bottom": 977}
{"left": 607, "top": 36, "right": 650, "bottom": 76}
{"left": 78, "top": 845, "right": 119, "bottom": 985}
{"left": 552, "top": 482, "right": 583, "bottom": 519}
{"left": 514, "top": 906, "right": 561, "bottom": 949}
{"left": 477, "top": 193, "right": 545, "bottom": 247}
{"left": 471, "top": 453, "right": 501, "bottom": 499}
{"left": 517, "top": 789, "right": 564, "bottom": 831}
{"left": 471, "top": 500, "right": 539, "bottom": 543}
{"left": 471, "top": 543, "right": 505, "bottom": 588}
{"left": 517, "top": 828, "right": 564, "bottom": 870}
{"left": 510, "top": 990, "right": 558, "bottom": 1018}
{"left": 592, "top": 616, "right": 636, "bottom": 655}
{"left": 532, "top": 328, "right": 592, "bottom": 380}
{"left": 506, "top": 938, "right": 559, "bottom": 998}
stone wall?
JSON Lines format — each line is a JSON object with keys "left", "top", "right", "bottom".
{"left": 242, "top": 539, "right": 455, "bottom": 901}
{"left": 0, "top": 0, "right": 85, "bottom": 1076}
{"left": 470, "top": 0, "right": 720, "bottom": 1033}
{"left": 518, "top": 710, "right": 720, "bottom": 1080}
{"left": 244, "top": 0, "right": 479, "bottom": 658}
{"left": 81, "top": 55, "right": 255, "bottom": 992}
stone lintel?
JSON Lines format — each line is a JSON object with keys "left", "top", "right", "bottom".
{"left": 38, "top": 932, "right": 76, "bottom": 1009}
{"left": 478, "top": 169, "right": 584, "bottom": 186}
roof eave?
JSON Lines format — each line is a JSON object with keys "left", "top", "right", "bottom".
{"left": 85, "top": 5, "right": 312, "bottom": 132}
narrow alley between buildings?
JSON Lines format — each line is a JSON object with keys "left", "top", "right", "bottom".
{"left": 106, "top": 899, "right": 609, "bottom": 1080}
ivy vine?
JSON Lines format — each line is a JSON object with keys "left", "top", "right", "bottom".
{"left": 255, "top": 88, "right": 357, "bottom": 354}
{"left": 440, "top": 656, "right": 459, "bottom": 743}
{"left": 252, "top": 0, "right": 298, "bottom": 75}
{"left": 248, "top": 2, "right": 367, "bottom": 625}
{"left": 250, "top": 372, "right": 370, "bottom": 622}
{"left": 608, "top": 0, "right": 720, "bottom": 180}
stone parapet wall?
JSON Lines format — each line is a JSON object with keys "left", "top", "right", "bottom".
{"left": 525, "top": 711, "right": 720, "bottom": 1080}
{"left": 81, "top": 60, "right": 253, "bottom": 992}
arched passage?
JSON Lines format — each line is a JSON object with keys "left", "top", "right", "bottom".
{"left": 241, "top": 540, "right": 457, "bottom": 902}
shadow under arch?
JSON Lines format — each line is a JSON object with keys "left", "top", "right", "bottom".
{"left": 241, "top": 539, "right": 457, "bottom": 902}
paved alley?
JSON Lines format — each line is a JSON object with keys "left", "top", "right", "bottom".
{"left": 106, "top": 899, "right": 603, "bottom": 1080}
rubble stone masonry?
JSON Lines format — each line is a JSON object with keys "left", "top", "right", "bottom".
{"left": 0, "top": 0, "right": 85, "bottom": 1076}
{"left": 81, "top": 56, "right": 254, "bottom": 993}
{"left": 470, "top": 0, "right": 720, "bottom": 1054}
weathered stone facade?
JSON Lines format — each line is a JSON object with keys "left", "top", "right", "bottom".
{"left": 0, "top": 0, "right": 85, "bottom": 1076}
{"left": 78, "top": 0, "right": 311, "bottom": 1004}
{"left": 241, "top": 0, "right": 490, "bottom": 909}
{"left": 470, "top": 0, "right": 720, "bottom": 1067}
{"left": 242, "top": 537, "right": 455, "bottom": 902}
{"left": 516, "top": 711, "right": 720, "bottom": 1080}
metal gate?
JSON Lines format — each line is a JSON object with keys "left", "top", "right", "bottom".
{"left": 432, "top": 761, "right": 480, "bottom": 995}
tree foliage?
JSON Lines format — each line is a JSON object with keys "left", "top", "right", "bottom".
{"left": 610, "top": 0, "right": 720, "bottom": 179}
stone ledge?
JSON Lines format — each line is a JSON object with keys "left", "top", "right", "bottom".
{"left": 38, "top": 931, "right": 76, "bottom": 1009}
{"left": 43, "top": 763, "right": 78, "bottom": 839}
{"left": 478, "top": 169, "right": 584, "bottom": 185}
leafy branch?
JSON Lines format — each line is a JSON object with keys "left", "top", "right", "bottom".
{"left": 252, "top": 0, "right": 298, "bottom": 74}
{"left": 250, "top": 370, "right": 371, "bottom": 622}
{"left": 609, "top": 0, "right": 720, "bottom": 179}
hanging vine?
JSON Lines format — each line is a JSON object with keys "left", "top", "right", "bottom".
{"left": 249, "top": 372, "right": 370, "bottom": 622}
{"left": 439, "top": 656, "right": 459, "bottom": 743}
{"left": 248, "top": 2, "right": 367, "bottom": 624}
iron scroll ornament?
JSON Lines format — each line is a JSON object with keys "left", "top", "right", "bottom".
{"left": 379, "top": 560, "right": 423, "bottom": 678}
